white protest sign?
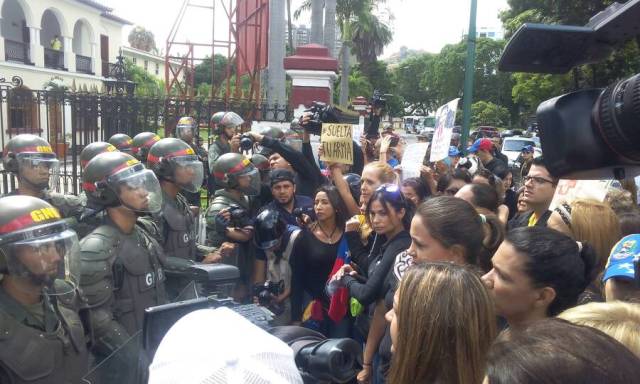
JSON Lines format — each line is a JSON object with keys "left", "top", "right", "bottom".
{"left": 549, "top": 179, "right": 616, "bottom": 210}
{"left": 401, "top": 142, "right": 430, "bottom": 180}
{"left": 429, "top": 98, "right": 460, "bottom": 162}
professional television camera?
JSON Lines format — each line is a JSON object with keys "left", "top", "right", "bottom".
{"left": 300, "top": 101, "right": 360, "bottom": 135}
{"left": 253, "top": 279, "right": 286, "bottom": 315}
{"left": 499, "top": 0, "right": 640, "bottom": 180}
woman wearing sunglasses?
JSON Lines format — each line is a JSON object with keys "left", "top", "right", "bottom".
{"left": 334, "top": 184, "right": 412, "bottom": 383}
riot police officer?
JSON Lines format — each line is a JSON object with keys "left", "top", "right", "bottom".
{"left": 147, "top": 138, "right": 216, "bottom": 263}
{"left": 0, "top": 195, "right": 88, "bottom": 383}
{"left": 76, "top": 141, "right": 120, "bottom": 237}
{"left": 206, "top": 152, "right": 260, "bottom": 297}
{"left": 131, "top": 131, "right": 161, "bottom": 165}
{"left": 108, "top": 133, "right": 133, "bottom": 154}
{"left": 2, "top": 134, "right": 85, "bottom": 220}
{"left": 207, "top": 111, "right": 243, "bottom": 170}
{"left": 175, "top": 116, "right": 209, "bottom": 207}
{"left": 80, "top": 141, "right": 118, "bottom": 169}
{"left": 78, "top": 151, "right": 167, "bottom": 361}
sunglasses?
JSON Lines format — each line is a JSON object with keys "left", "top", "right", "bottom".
{"left": 375, "top": 183, "right": 405, "bottom": 204}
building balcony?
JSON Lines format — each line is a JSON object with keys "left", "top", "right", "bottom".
{"left": 4, "top": 39, "right": 30, "bottom": 64}
{"left": 76, "top": 54, "right": 93, "bottom": 74}
{"left": 44, "top": 48, "right": 65, "bottom": 70}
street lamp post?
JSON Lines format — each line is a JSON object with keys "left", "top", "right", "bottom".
{"left": 461, "top": 0, "right": 478, "bottom": 153}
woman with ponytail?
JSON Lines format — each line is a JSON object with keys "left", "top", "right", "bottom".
{"left": 482, "top": 226, "right": 598, "bottom": 331}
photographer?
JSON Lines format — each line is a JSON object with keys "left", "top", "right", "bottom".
{"left": 253, "top": 209, "right": 302, "bottom": 325}
{"left": 208, "top": 111, "right": 243, "bottom": 191}
{"left": 205, "top": 153, "right": 260, "bottom": 298}
{"left": 244, "top": 130, "right": 325, "bottom": 198}
{"left": 260, "top": 169, "right": 313, "bottom": 227}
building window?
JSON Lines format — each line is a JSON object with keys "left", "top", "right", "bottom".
{"left": 155, "top": 63, "right": 159, "bottom": 75}
{"left": 144, "top": 60, "right": 148, "bottom": 71}
{"left": 132, "top": 57, "right": 137, "bottom": 64}
{"left": 488, "top": 32, "right": 495, "bottom": 37}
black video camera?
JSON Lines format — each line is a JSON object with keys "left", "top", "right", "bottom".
{"left": 228, "top": 204, "right": 252, "bottom": 227}
{"left": 299, "top": 102, "right": 360, "bottom": 136}
{"left": 253, "top": 280, "right": 285, "bottom": 315}
{"left": 239, "top": 133, "right": 254, "bottom": 152}
{"left": 293, "top": 206, "right": 315, "bottom": 221}
{"left": 499, "top": 0, "right": 640, "bottom": 180}
{"left": 371, "top": 89, "right": 392, "bottom": 110}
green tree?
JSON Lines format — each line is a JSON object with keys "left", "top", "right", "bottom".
{"left": 128, "top": 26, "right": 156, "bottom": 52}
{"left": 471, "top": 101, "right": 510, "bottom": 127}
{"left": 125, "top": 59, "right": 164, "bottom": 96}
{"left": 193, "top": 54, "right": 232, "bottom": 93}
{"left": 393, "top": 53, "right": 437, "bottom": 114}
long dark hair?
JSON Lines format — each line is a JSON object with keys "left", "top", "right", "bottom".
{"left": 401, "top": 177, "right": 430, "bottom": 202}
{"left": 436, "top": 169, "right": 472, "bottom": 194}
{"left": 314, "top": 184, "right": 349, "bottom": 230}
{"left": 506, "top": 227, "right": 598, "bottom": 316}
{"left": 366, "top": 184, "right": 413, "bottom": 230}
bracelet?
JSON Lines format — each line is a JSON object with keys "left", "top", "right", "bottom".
{"left": 363, "top": 362, "right": 372, "bottom": 367}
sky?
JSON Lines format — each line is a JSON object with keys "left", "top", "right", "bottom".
{"left": 104, "top": 0, "right": 510, "bottom": 59}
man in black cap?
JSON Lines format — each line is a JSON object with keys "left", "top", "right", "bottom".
{"left": 259, "top": 169, "right": 313, "bottom": 227}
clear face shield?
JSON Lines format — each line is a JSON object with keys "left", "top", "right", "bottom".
{"left": 172, "top": 155, "right": 204, "bottom": 193}
{"left": 17, "top": 153, "right": 60, "bottom": 190}
{"left": 236, "top": 167, "right": 261, "bottom": 196}
{"left": 106, "top": 164, "right": 163, "bottom": 214}
{"left": 176, "top": 124, "right": 195, "bottom": 143}
{"left": 2, "top": 223, "right": 80, "bottom": 295}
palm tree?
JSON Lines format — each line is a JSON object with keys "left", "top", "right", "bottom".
{"left": 296, "top": 0, "right": 393, "bottom": 105}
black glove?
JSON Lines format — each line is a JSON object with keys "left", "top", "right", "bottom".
{"left": 214, "top": 211, "right": 230, "bottom": 235}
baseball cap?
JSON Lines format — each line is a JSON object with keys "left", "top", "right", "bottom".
{"left": 467, "top": 138, "right": 493, "bottom": 153}
{"left": 149, "top": 307, "right": 303, "bottom": 384}
{"left": 521, "top": 145, "right": 534, "bottom": 153}
{"left": 270, "top": 168, "right": 296, "bottom": 187}
{"left": 448, "top": 146, "right": 461, "bottom": 157}
{"left": 602, "top": 234, "right": 640, "bottom": 283}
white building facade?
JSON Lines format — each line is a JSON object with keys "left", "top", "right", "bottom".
{"left": 0, "top": 0, "right": 130, "bottom": 91}
{"left": 121, "top": 45, "right": 184, "bottom": 84}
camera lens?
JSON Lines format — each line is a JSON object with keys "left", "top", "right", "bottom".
{"left": 594, "top": 73, "right": 640, "bottom": 161}
{"left": 240, "top": 136, "right": 253, "bottom": 151}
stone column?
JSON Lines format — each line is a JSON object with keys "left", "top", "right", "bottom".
{"left": 266, "top": 0, "right": 286, "bottom": 120}
{"left": 310, "top": 0, "right": 324, "bottom": 44}
{"left": 63, "top": 36, "right": 74, "bottom": 71}
{"left": 29, "top": 26, "right": 44, "bottom": 67}
{"left": 90, "top": 42, "right": 98, "bottom": 75}
{"left": 323, "top": 0, "right": 336, "bottom": 57}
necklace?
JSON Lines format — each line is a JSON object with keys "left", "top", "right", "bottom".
{"left": 316, "top": 221, "right": 337, "bottom": 242}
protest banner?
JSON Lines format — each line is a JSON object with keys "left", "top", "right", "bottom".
{"left": 549, "top": 179, "right": 616, "bottom": 210}
{"left": 401, "top": 143, "right": 430, "bottom": 180}
{"left": 429, "top": 98, "right": 460, "bottom": 162}
{"left": 321, "top": 123, "right": 354, "bottom": 165}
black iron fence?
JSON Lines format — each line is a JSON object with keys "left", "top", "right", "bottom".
{"left": 0, "top": 76, "right": 292, "bottom": 196}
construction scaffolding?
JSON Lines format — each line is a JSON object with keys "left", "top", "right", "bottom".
{"left": 165, "top": 0, "right": 269, "bottom": 116}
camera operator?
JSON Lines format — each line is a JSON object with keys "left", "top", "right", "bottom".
{"left": 260, "top": 169, "right": 313, "bottom": 227}
{"left": 207, "top": 111, "right": 243, "bottom": 191}
{"left": 205, "top": 153, "right": 260, "bottom": 299}
{"left": 508, "top": 157, "right": 558, "bottom": 230}
{"left": 243, "top": 130, "right": 325, "bottom": 199}
{"left": 253, "top": 209, "right": 302, "bottom": 325}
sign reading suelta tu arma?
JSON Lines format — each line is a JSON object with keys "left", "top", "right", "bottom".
{"left": 321, "top": 124, "right": 353, "bottom": 165}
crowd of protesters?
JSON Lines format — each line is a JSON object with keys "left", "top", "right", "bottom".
{"left": 2, "top": 111, "right": 640, "bottom": 384}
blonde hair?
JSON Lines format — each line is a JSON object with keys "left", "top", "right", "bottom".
{"left": 558, "top": 301, "right": 640, "bottom": 358}
{"left": 388, "top": 263, "right": 496, "bottom": 384}
{"left": 570, "top": 199, "right": 621, "bottom": 274}
{"left": 363, "top": 161, "right": 396, "bottom": 185}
